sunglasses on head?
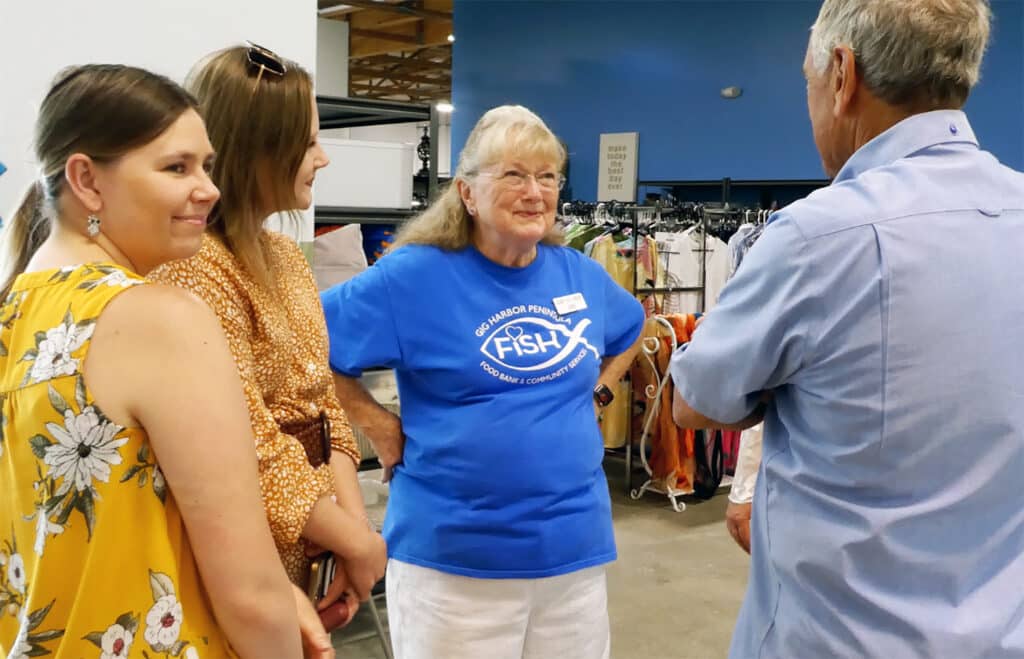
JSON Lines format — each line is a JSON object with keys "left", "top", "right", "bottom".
{"left": 246, "top": 41, "right": 287, "bottom": 86}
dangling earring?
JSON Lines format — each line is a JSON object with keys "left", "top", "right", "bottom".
{"left": 86, "top": 214, "right": 101, "bottom": 237}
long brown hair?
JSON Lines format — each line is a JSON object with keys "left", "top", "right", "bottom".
{"left": 187, "top": 46, "right": 313, "bottom": 289}
{"left": 0, "top": 65, "right": 198, "bottom": 298}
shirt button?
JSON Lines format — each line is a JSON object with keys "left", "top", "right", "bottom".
{"left": 949, "top": 124, "right": 959, "bottom": 135}
{"left": 307, "top": 362, "right": 316, "bottom": 374}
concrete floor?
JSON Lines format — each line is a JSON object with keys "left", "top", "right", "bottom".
{"left": 334, "top": 457, "right": 750, "bottom": 659}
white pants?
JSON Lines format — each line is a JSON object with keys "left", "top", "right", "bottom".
{"left": 386, "top": 559, "right": 611, "bottom": 659}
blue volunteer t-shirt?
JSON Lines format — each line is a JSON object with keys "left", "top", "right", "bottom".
{"left": 321, "top": 243, "right": 644, "bottom": 578}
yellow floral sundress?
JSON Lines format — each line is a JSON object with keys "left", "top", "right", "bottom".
{"left": 0, "top": 264, "right": 236, "bottom": 658}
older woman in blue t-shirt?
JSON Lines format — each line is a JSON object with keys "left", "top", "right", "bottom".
{"left": 322, "top": 105, "right": 643, "bottom": 659}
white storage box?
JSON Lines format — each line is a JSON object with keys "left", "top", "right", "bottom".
{"left": 314, "top": 138, "right": 414, "bottom": 209}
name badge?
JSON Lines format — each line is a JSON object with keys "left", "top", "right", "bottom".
{"left": 553, "top": 292, "right": 587, "bottom": 315}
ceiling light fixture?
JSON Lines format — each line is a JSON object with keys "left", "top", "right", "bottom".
{"left": 447, "top": 34, "right": 455, "bottom": 43}
{"left": 436, "top": 101, "right": 454, "bottom": 114}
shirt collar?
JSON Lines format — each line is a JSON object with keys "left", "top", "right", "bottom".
{"left": 833, "top": 110, "right": 978, "bottom": 183}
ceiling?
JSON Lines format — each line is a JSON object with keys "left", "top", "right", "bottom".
{"left": 318, "top": 0, "right": 453, "bottom": 103}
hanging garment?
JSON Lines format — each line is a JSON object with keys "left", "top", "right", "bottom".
{"left": 634, "top": 235, "right": 664, "bottom": 317}
{"left": 721, "top": 429, "right": 742, "bottom": 475}
{"left": 655, "top": 231, "right": 701, "bottom": 316}
{"left": 631, "top": 314, "right": 698, "bottom": 492}
{"left": 565, "top": 223, "right": 604, "bottom": 252}
{"left": 727, "top": 222, "right": 766, "bottom": 277}
{"left": 588, "top": 234, "right": 638, "bottom": 448}
{"left": 697, "top": 232, "right": 732, "bottom": 311}
{"left": 655, "top": 230, "right": 732, "bottom": 314}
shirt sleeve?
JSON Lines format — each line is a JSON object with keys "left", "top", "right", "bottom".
{"left": 151, "top": 250, "right": 335, "bottom": 548}
{"left": 728, "top": 423, "right": 763, "bottom": 504}
{"left": 601, "top": 267, "right": 646, "bottom": 356}
{"left": 669, "top": 216, "right": 823, "bottom": 423}
{"left": 320, "top": 258, "right": 403, "bottom": 377}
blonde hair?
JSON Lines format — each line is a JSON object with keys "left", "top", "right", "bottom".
{"left": 187, "top": 46, "right": 313, "bottom": 289}
{"left": 393, "top": 105, "right": 567, "bottom": 251}
{"left": 810, "top": 0, "right": 991, "bottom": 108}
{"left": 1, "top": 65, "right": 198, "bottom": 298}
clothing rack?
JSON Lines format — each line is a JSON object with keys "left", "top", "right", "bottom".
{"left": 562, "top": 200, "right": 762, "bottom": 494}
{"left": 628, "top": 315, "right": 692, "bottom": 511}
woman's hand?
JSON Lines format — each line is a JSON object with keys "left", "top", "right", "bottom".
{"left": 338, "top": 530, "right": 388, "bottom": 601}
{"left": 290, "top": 584, "right": 335, "bottom": 659}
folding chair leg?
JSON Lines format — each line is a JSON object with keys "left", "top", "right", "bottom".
{"left": 367, "top": 595, "right": 393, "bottom": 659}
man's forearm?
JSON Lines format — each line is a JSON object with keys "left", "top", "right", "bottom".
{"left": 672, "top": 389, "right": 767, "bottom": 430}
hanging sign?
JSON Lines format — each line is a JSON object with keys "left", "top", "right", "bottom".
{"left": 597, "top": 132, "right": 638, "bottom": 202}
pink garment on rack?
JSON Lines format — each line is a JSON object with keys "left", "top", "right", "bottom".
{"left": 721, "top": 430, "right": 742, "bottom": 475}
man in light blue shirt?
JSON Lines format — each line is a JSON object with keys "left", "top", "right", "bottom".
{"left": 671, "top": 1, "right": 1024, "bottom": 656}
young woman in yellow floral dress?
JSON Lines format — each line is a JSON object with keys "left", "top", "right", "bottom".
{"left": 0, "top": 65, "right": 328, "bottom": 658}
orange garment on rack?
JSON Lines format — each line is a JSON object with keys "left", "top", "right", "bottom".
{"left": 631, "top": 314, "right": 698, "bottom": 492}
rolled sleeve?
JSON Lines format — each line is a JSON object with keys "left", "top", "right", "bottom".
{"left": 669, "top": 217, "right": 822, "bottom": 423}
{"left": 602, "top": 270, "right": 646, "bottom": 356}
{"left": 321, "top": 261, "right": 402, "bottom": 377}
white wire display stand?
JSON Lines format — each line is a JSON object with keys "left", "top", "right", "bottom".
{"left": 629, "top": 316, "right": 694, "bottom": 512}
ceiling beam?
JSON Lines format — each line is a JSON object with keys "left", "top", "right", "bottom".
{"left": 350, "top": 70, "right": 452, "bottom": 85}
{"left": 350, "top": 80, "right": 448, "bottom": 89}
{"left": 350, "top": 61, "right": 449, "bottom": 75}
{"left": 350, "top": 53, "right": 450, "bottom": 70}
{"left": 349, "top": 20, "right": 451, "bottom": 58}
{"left": 337, "top": 0, "right": 452, "bottom": 21}
{"left": 350, "top": 27, "right": 420, "bottom": 44}
{"left": 367, "top": 15, "right": 422, "bottom": 29}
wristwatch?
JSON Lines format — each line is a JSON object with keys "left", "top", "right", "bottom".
{"left": 593, "top": 383, "right": 615, "bottom": 407}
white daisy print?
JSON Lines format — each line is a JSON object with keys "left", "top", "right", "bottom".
{"left": 184, "top": 647, "right": 200, "bottom": 659}
{"left": 43, "top": 407, "right": 127, "bottom": 492}
{"left": 7, "top": 553, "right": 25, "bottom": 594}
{"left": 95, "top": 270, "right": 134, "bottom": 288}
{"left": 144, "top": 595, "right": 183, "bottom": 649}
{"left": 26, "top": 319, "right": 94, "bottom": 384}
{"left": 76, "top": 267, "right": 142, "bottom": 291}
{"left": 100, "top": 622, "right": 134, "bottom": 659}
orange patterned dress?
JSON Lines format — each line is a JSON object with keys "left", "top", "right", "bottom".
{"left": 151, "top": 232, "right": 360, "bottom": 585}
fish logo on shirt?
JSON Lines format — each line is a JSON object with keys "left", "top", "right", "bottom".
{"left": 480, "top": 317, "right": 599, "bottom": 372}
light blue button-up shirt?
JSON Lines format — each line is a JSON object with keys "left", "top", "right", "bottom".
{"left": 671, "top": 110, "right": 1024, "bottom": 658}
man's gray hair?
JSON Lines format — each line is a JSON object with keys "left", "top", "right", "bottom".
{"left": 809, "top": 0, "right": 991, "bottom": 107}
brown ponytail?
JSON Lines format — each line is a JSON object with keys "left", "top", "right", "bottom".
{"left": 0, "top": 181, "right": 51, "bottom": 299}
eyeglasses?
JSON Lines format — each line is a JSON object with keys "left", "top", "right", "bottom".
{"left": 246, "top": 41, "right": 287, "bottom": 87}
{"left": 478, "top": 169, "right": 566, "bottom": 192}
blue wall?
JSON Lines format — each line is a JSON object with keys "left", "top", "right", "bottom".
{"left": 453, "top": 0, "right": 1024, "bottom": 201}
